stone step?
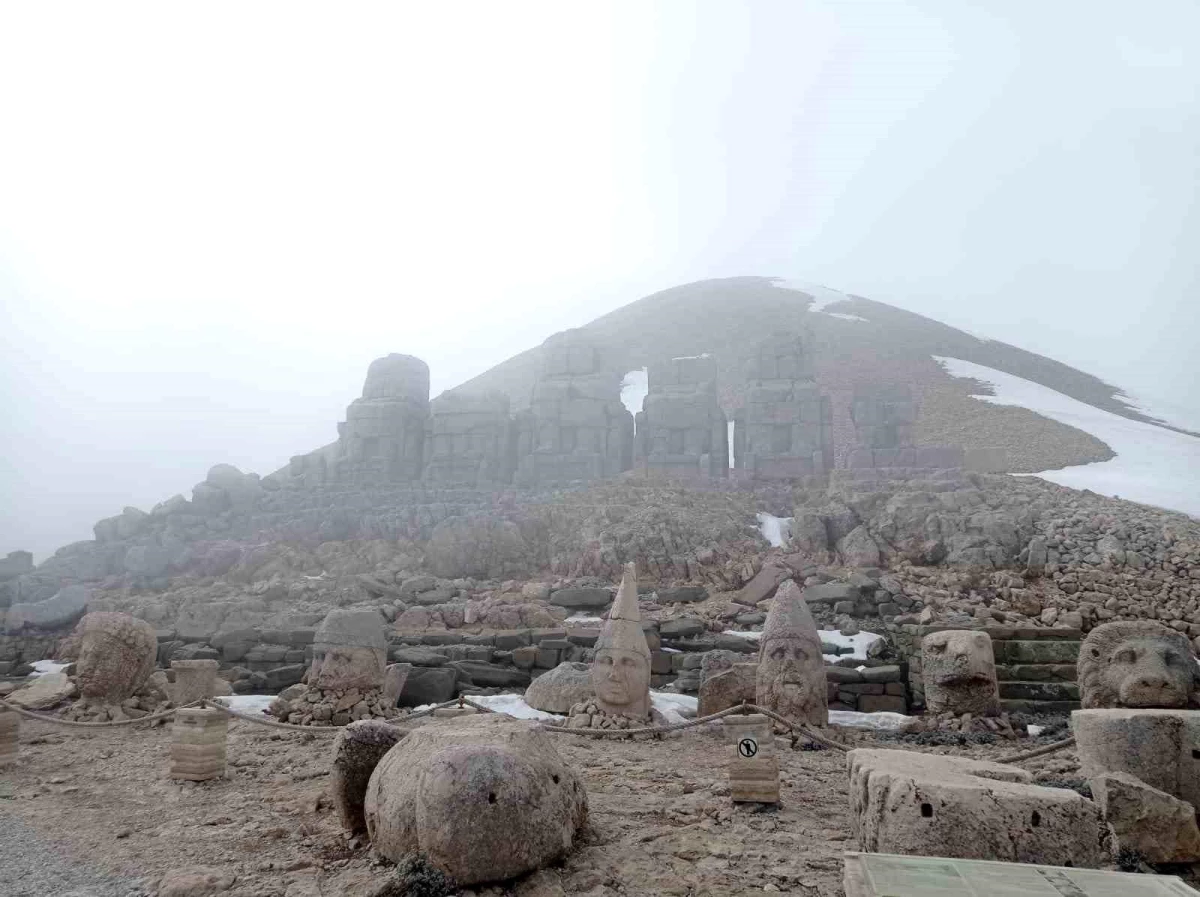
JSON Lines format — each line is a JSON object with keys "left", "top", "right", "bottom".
{"left": 1000, "top": 698, "right": 1081, "bottom": 715}
{"left": 993, "top": 640, "right": 1080, "bottom": 665}
{"left": 998, "top": 680, "right": 1079, "bottom": 702}
{"left": 994, "top": 663, "right": 1078, "bottom": 682}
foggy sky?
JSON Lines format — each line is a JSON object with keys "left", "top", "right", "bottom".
{"left": 2, "top": 1, "right": 1198, "bottom": 560}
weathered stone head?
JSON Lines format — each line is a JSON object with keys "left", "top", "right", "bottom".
{"left": 755, "top": 580, "right": 828, "bottom": 726}
{"left": 74, "top": 611, "right": 158, "bottom": 704}
{"left": 1078, "top": 621, "right": 1200, "bottom": 709}
{"left": 311, "top": 608, "right": 388, "bottom": 692}
{"left": 921, "top": 629, "right": 1001, "bottom": 717}
{"left": 591, "top": 563, "right": 651, "bottom": 720}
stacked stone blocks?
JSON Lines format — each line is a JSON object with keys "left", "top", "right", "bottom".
{"left": 423, "top": 392, "right": 515, "bottom": 486}
{"left": 170, "top": 707, "right": 227, "bottom": 781}
{"left": 636, "top": 355, "right": 728, "bottom": 479}
{"left": 336, "top": 354, "right": 430, "bottom": 485}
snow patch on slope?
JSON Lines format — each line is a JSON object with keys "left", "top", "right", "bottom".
{"left": 935, "top": 356, "right": 1200, "bottom": 518}
{"left": 620, "top": 368, "right": 648, "bottom": 417}
{"left": 773, "top": 279, "right": 851, "bottom": 312}
{"left": 756, "top": 513, "right": 792, "bottom": 548}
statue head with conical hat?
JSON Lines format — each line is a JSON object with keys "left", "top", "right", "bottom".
{"left": 591, "top": 562, "right": 652, "bottom": 720}
{"left": 755, "top": 580, "right": 828, "bottom": 726}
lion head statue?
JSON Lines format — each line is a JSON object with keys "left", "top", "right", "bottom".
{"left": 1078, "top": 620, "right": 1200, "bottom": 709}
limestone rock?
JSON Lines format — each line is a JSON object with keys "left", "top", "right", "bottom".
{"left": 1077, "top": 620, "right": 1199, "bottom": 709}
{"left": 1091, "top": 771, "right": 1200, "bottom": 863}
{"left": 311, "top": 608, "right": 387, "bottom": 691}
{"left": 755, "top": 580, "right": 827, "bottom": 726}
{"left": 158, "top": 866, "right": 236, "bottom": 897}
{"left": 1073, "top": 708, "right": 1200, "bottom": 809}
{"left": 382, "top": 663, "right": 412, "bottom": 708}
{"left": 921, "top": 630, "right": 1001, "bottom": 717}
{"left": 698, "top": 663, "right": 756, "bottom": 717}
{"left": 837, "top": 525, "right": 882, "bottom": 567}
{"left": 525, "top": 662, "right": 595, "bottom": 714}
{"left": 331, "top": 719, "right": 406, "bottom": 835}
{"left": 426, "top": 515, "right": 530, "bottom": 579}
{"left": 4, "top": 585, "right": 90, "bottom": 633}
{"left": 75, "top": 612, "right": 158, "bottom": 703}
{"left": 6, "top": 672, "right": 76, "bottom": 710}
{"left": 848, "top": 748, "right": 1103, "bottom": 867}
{"left": 364, "top": 714, "right": 587, "bottom": 885}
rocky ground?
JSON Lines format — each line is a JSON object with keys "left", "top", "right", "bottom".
{"left": 6, "top": 709, "right": 1198, "bottom": 896}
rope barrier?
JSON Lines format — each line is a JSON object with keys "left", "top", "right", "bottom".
{"left": 0, "top": 697, "right": 202, "bottom": 728}
{"left": 993, "top": 734, "right": 1076, "bottom": 765}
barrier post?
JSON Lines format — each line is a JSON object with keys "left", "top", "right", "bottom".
{"left": 170, "top": 707, "right": 227, "bottom": 781}
{"left": 0, "top": 708, "right": 17, "bottom": 767}
{"left": 723, "top": 713, "right": 779, "bottom": 804}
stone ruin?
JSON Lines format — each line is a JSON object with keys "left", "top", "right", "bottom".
{"left": 269, "top": 608, "right": 395, "bottom": 725}
{"left": 920, "top": 629, "right": 1002, "bottom": 717}
{"left": 515, "top": 330, "right": 633, "bottom": 486}
{"left": 755, "top": 580, "right": 828, "bottom": 726}
{"left": 848, "top": 383, "right": 964, "bottom": 469}
{"left": 74, "top": 611, "right": 157, "bottom": 705}
{"left": 1077, "top": 620, "right": 1200, "bottom": 710}
{"left": 337, "top": 714, "right": 588, "bottom": 886}
{"left": 336, "top": 353, "right": 431, "bottom": 485}
{"left": 635, "top": 354, "right": 728, "bottom": 479}
{"left": 422, "top": 391, "right": 515, "bottom": 486}
{"left": 735, "top": 333, "right": 832, "bottom": 478}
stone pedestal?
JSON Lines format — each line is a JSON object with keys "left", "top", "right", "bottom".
{"left": 724, "top": 714, "right": 779, "bottom": 803}
{"left": 1072, "top": 708, "right": 1200, "bottom": 808}
{"left": 0, "top": 709, "right": 17, "bottom": 767}
{"left": 171, "top": 659, "right": 220, "bottom": 705}
{"left": 170, "top": 707, "right": 227, "bottom": 781}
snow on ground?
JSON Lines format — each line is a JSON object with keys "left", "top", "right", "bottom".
{"left": 469, "top": 693, "right": 560, "bottom": 720}
{"left": 727, "top": 420, "right": 735, "bottom": 469}
{"left": 216, "top": 694, "right": 275, "bottom": 715}
{"left": 28, "top": 660, "right": 70, "bottom": 677}
{"left": 756, "top": 512, "right": 792, "bottom": 548}
{"left": 565, "top": 613, "right": 604, "bottom": 625}
{"left": 935, "top": 356, "right": 1200, "bottom": 518}
{"left": 651, "top": 691, "right": 698, "bottom": 723}
{"left": 829, "top": 710, "right": 913, "bottom": 731}
{"left": 620, "top": 368, "right": 648, "bottom": 417}
{"left": 825, "top": 312, "right": 869, "bottom": 323}
{"left": 722, "top": 628, "right": 885, "bottom": 664}
{"left": 773, "top": 279, "right": 851, "bottom": 313}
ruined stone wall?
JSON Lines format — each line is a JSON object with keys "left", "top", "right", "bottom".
{"left": 423, "top": 392, "right": 515, "bottom": 486}
{"left": 846, "top": 384, "right": 965, "bottom": 469}
{"left": 335, "top": 354, "right": 430, "bottom": 485}
{"left": 736, "top": 334, "right": 832, "bottom": 478}
{"left": 515, "top": 330, "right": 633, "bottom": 486}
{"left": 635, "top": 355, "right": 727, "bottom": 479}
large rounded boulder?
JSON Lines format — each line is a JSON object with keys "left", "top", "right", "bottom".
{"left": 364, "top": 714, "right": 587, "bottom": 885}
{"left": 525, "top": 662, "right": 595, "bottom": 714}
{"left": 74, "top": 612, "right": 158, "bottom": 703}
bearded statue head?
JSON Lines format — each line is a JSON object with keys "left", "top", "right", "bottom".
{"left": 755, "top": 581, "right": 828, "bottom": 726}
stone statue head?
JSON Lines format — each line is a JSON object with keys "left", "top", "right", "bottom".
{"left": 312, "top": 608, "right": 388, "bottom": 692}
{"left": 755, "top": 581, "right": 828, "bottom": 726}
{"left": 75, "top": 611, "right": 157, "bottom": 704}
{"left": 921, "top": 629, "right": 1001, "bottom": 716}
{"left": 591, "top": 563, "right": 651, "bottom": 720}
{"left": 1078, "top": 621, "right": 1200, "bottom": 709}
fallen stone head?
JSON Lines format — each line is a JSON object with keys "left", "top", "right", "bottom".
{"left": 1078, "top": 621, "right": 1200, "bottom": 709}
{"left": 921, "top": 629, "right": 1001, "bottom": 717}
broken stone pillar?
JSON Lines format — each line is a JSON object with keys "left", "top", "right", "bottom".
{"left": 1090, "top": 771, "right": 1200, "bottom": 863}
{"left": 170, "top": 659, "right": 220, "bottom": 706}
{"left": 737, "top": 333, "right": 831, "bottom": 478}
{"left": 423, "top": 391, "right": 515, "bottom": 485}
{"left": 755, "top": 580, "right": 828, "bottom": 726}
{"left": 336, "top": 354, "right": 430, "bottom": 484}
{"left": 0, "top": 709, "right": 17, "bottom": 767}
{"left": 847, "top": 748, "right": 1103, "bottom": 867}
{"left": 921, "top": 630, "right": 1002, "bottom": 717}
{"left": 635, "top": 354, "right": 728, "bottom": 479}
{"left": 1073, "top": 709, "right": 1200, "bottom": 809}
{"left": 724, "top": 713, "right": 779, "bottom": 803}
{"left": 514, "top": 330, "right": 633, "bottom": 486}
{"left": 170, "top": 707, "right": 227, "bottom": 782}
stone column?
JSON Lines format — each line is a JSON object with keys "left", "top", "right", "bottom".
{"left": 171, "top": 659, "right": 220, "bottom": 705}
{"left": 724, "top": 713, "right": 778, "bottom": 803}
{"left": 170, "top": 707, "right": 227, "bottom": 782}
{"left": 0, "top": 709, "right": 17, "bottom": 767}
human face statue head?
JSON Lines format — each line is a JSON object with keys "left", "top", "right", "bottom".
{"left": 593, "top": 646, "right": 650, "bottom": 711}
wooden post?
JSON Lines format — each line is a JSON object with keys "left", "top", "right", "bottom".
{"left": 0, "top": 709, "right": 17, "bottom": 767}
{"left": 724, "top": 713, "right": 779, "bottom": 804}
{"left": 170, "top": 707, "right": 227, "bottom": 781}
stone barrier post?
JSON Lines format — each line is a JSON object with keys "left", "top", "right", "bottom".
{"left": 170, "top": 707, "right": 227, "bottom": 781}
{"left": 170, "top": 659, "right": 220, "bottom": 705}
{"left": 724, "top": 713, "right": 779, "bottom": 803}
{"left": 0, "top": 709, "right": 17, "bottom": 767}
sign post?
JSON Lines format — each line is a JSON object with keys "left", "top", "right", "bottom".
{"left": 723, "top": 713, "right": 779, "bottom": 804}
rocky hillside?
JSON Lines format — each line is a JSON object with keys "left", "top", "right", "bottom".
{"left": 452, "top": 276, "right": 1187, "bottom": 472}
